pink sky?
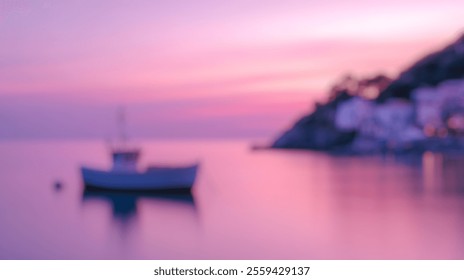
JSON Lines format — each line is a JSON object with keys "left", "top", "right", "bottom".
{"left": 0, "top": 0, "right": 463, "bottom": 139}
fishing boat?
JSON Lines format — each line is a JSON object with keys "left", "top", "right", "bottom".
{"left": 81, "top": 108, "right": 198, "bottom": 193}
{"left": 81, "top": 161, "right": 198, "bottom": 193}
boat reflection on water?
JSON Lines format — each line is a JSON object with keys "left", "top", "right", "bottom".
{"left": 79, "top": 188, "right": 201, "bottom": 258}
{"left": 81, "top": 189, "right": 197, "bottom": 221}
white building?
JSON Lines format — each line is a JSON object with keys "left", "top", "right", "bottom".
{"left": 360, "top": 99, "right": 424, "bottom": 144}
{"left": 335, "top": 97, "right": 374, "bottom": 131}
{"left": 412, "top": 79, "right": 464, "bottom": 135}
{"left": 335, "top": 97, "right": 424, "bottom": 145}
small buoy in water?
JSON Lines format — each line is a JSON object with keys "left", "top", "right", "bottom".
{"left": 54, "top": 180, "right": 63, "bottom": 191}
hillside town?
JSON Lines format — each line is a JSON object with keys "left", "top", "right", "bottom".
{"left": 273, "top": 34, "right": 464, "bottom": 154}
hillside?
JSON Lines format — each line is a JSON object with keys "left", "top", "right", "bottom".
{"left": 272, "top": 33, "right": 464, "bottom": 153}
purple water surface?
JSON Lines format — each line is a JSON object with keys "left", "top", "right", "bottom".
{"left": 1, "top": 140, "right": 464, "bottom": 259}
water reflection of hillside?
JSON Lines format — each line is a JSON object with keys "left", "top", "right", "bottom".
{"left": 422, "top": 152, "right": 464, "bottom": 194}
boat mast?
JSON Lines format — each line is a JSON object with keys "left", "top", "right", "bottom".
{"left": 117, "top": 106, "right": 127, "bottom": 147}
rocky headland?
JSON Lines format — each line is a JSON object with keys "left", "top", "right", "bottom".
{"left": 272, "top": 33, "right": 464, "bottom": 154}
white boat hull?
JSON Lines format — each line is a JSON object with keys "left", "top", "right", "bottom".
{"left": 81, "top": 165, "right": 198, "bottom": 192}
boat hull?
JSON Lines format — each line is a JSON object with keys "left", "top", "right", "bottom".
{"left": 81, "top": 164, "right": 198, "bottom": 192}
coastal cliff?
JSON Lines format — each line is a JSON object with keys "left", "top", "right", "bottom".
{"left": 272, "top": 33, "right": 464, "bottom": 153}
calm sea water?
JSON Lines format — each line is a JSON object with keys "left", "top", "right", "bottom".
{"left": 1, "top": 139, "right": 464, "bottom": 259}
